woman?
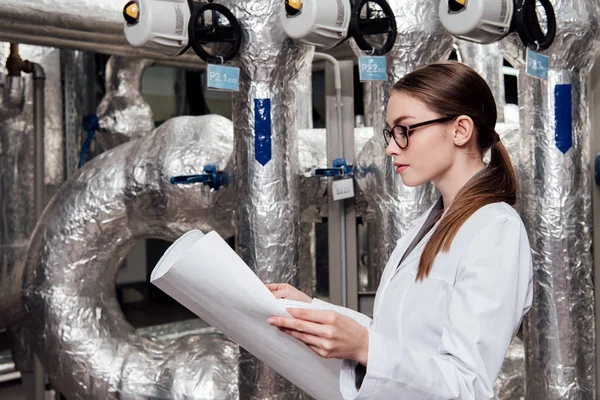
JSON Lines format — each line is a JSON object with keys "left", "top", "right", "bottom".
{"left": 267, "top": 61, "right": 533, "bottom": 399}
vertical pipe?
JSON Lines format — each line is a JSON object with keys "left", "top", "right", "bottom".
{"left": 32, "top": 63, "right": 45, "bottom": 219}
{"left": 314, "top": 52, "right": 347, "bottom": 306}
{"left": 352, "top": 0, "right": 454, "bottom": 290}
{"left": 31, "top": 61, "right": 46, "bottom": 400}
{"left": 499, "top": 2, "right": 600, "bottom": 395}
{"left": 455, "top": 41, "right": 505, "bottom": 123}
{"left": 224, "top": 1, "right": 313, "bottom": 398}
{"left": 296, "top": 47, "right": 317, "bottom": 298}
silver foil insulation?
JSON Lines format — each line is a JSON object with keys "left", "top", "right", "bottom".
{"left": 499, "top": 0, "right": 600, "bottom": 396}
{"left": 352, "top": 0, "right": 454, "bottom": 290}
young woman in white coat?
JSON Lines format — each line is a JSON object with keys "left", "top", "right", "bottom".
{"left": 267, "top": 61, "right": 533, "bottom": 399}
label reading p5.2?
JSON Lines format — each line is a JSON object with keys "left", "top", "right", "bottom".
{"left": 207, "top": 64, "right": 240, "bottom": 92}
{"left": 359, "top": 56, "right": 387, "bottom": 82}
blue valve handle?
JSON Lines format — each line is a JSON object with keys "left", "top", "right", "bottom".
{"left": 314, "top": 158, "right": 354, "bottom": 177}
{"left": 79, "top": 114, "right": 100, "bottom": 168}
{"left": 170, "top": 164, "right": 225, "bottom": 190}
{"left": 170, "top": 175, "right": 212, "bottom": 185}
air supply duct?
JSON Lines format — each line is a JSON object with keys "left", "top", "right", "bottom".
{"left": 496, "top": 1, "right": 600, "bottom": 398}
{"left": 352, "top": 0, "right": 454, "bottom": 290}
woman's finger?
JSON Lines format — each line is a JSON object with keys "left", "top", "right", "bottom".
{"left": 281, "top": 328, "right": 323, "bottom": 348}
{"left": 286, "top": 308, "right": 339, "bottom": 325}
{"left": 269, "top": 316, "right": 329, "bottom": 337}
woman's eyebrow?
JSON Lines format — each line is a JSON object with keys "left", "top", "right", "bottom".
{"left": 392, "top": 115, "right": 411, "bottom": 126}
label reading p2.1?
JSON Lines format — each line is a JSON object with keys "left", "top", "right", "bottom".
{"left": 207, "top": 64, "right": 240, "bottom": 92}
{"left": 332, "top": 178, "right": 355, "bottom": 201}
{"left": 359, "top": 56, "right": 387, "bottom": 82}
{"left": 526, "top": 48, "right": 549, "bottom": 80}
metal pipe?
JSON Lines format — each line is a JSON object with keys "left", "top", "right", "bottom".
{"left": 31, "top": 63, "right": 45, "bottom": 220}
{"left": 314, "top": 52, "right": 348, "bottom": 307}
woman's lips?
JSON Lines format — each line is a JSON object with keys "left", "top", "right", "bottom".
{"left": 394, "top": 163, "right": 409, "bottom": 173}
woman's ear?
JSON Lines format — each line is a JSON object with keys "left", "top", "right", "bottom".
{"left": 452, "top": 115, "right": 475, "bottom": 147}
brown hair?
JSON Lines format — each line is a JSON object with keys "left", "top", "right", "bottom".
{"left": 391, "top": 61, "right": 517, "bottom": 281}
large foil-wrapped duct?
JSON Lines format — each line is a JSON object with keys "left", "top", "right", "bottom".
{"left": 96, "top": 56, "right": 154, "bottom": 150}
{"left": 499, "top": 0, "right": 600, "bottom": 397}
{"left": 0, "top": 43, "right": 63, "bottom": 331}
{"left": 221, "top": 1, "right": 313, "bottom": 398}
{"left": 21, "top": 115, "right": 240, "bottom": 399}
{"left": 352, "top": 0, "right": 454, "bottom": 290}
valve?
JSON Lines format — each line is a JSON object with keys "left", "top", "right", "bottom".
{"left": 313, "top": 158, "right": 354, "bottom": 177}
{"left": 170, "top": 164, "right": 227, "bottom": 191}
{"left": 280, "top": 0, "right": 397, "bottom": 55}
{"left": 123, "top": 0, "right": 242, "bottom": 62}
{"left": 440, "top": 0, "right": 556, "bottom": 50}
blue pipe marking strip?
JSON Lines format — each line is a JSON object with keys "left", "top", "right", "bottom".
{"left": 554, "top": 84, "right": 573, "bottom": 154}
{"left": 254, "top": 98, "right": 272, "bottom": 166}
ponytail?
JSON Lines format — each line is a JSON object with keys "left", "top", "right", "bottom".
{"left": 416, "top": 134, "right": 517, "bottom": 281}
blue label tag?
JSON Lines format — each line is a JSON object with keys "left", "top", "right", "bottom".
{"left": 526, "top": 48, "right": 549, "bottom": 80}
{"left": 254, "top": 99, "right": 272, "bottom": 166}
{"left": 359, "top": 56, "right": 387, "bottom": 81}
{"left": 554, "top": 84, "right": 572, "bottom": 154}
{"left": 207, "top": 64, "right": 240, "bottom": 92}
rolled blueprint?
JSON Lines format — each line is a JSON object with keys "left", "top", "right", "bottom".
{"left": 150, "top": 230, "right": 344, "bottom": 400}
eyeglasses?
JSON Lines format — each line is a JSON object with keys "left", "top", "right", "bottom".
{"left": 383, "top": 116, "right": 458, "bottom": 149}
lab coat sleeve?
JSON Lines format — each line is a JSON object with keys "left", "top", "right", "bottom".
{"left": 311, "top": 298, "right": 373, "bottom": 328}
{"left": 339, "top": 217, "right": 533, "bottom": 400}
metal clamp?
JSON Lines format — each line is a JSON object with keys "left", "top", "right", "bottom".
{"left": 170, "top": 164, "right": 226, "bottom": 190}
{"left": 313, "top": 158, "right": 354, "bottom": 178}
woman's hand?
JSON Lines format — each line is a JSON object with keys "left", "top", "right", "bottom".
{"left": 266, "top": 283, "right": 312, "bottom": 303}
{"left": 268, "top": 308, "right": 369, "bottom": 366}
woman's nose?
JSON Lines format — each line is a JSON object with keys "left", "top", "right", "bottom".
{"left": 385, "top": 139, "right": 400, "bottom": 156}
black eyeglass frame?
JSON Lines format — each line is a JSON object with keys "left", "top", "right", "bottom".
{"left": 383, "top": 116, "right": 458, "bottom": 149}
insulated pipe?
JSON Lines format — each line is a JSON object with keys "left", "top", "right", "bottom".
{"left": 454, "top": 41, "right": 506, "bottom": 123}
{"left": 296, "top": 46, "right": 318, "bottom": 298}
{"left": 21, "top": 115, "right": 240, "bottom": 399}
{"left": 96, "top": 56, "right": 154, "bottom": 150}
{"left": 352, "top": 0, "right": 454, "bottom": 290}
{"left": 0, "top": 0, "right": 207, "bottom": 70}
{"left": 221, "top": 1, "right": 313, "bottom": 398}
{"left": 499, "top": 0, "right": 600, "bottom": 397}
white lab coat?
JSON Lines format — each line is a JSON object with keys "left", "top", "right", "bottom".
{"left": 312, "top": 201, "right": 533, "bottom": 400}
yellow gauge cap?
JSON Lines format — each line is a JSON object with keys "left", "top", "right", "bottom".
{"left": 285, "top": 0, "right": 302, "bottom": 16}
{"left": 123, "top": 1, "right": 140, "bottom": 25}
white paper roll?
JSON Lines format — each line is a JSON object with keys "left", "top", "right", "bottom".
{"left": 150, "top": 229, "right": 344, "bottom": 400}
